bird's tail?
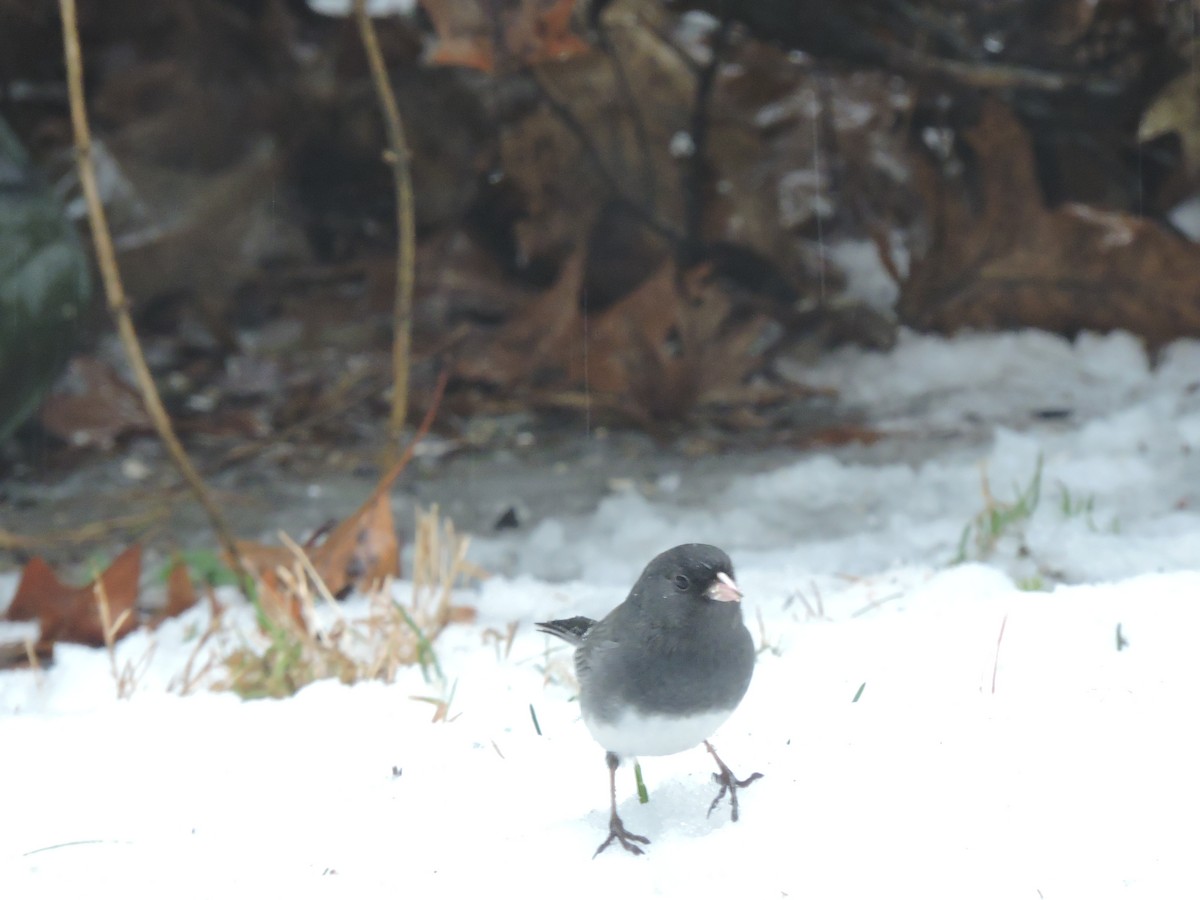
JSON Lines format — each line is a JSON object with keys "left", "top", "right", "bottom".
{"left": 535, "top": 616, "right": 596, "bottom": 647}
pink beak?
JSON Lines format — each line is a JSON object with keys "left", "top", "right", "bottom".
{"left": 706, "top": 571, "right": 743, "bottom": 603}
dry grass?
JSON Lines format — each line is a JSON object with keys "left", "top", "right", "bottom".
{"left": 168, "top": 589, "right": 228, "bottom": 696}
{"left": 95, "top": 578, "right": 154, "bottom": 699}
{"left": 216, "top": 505, "right": 484, "bottom": 699}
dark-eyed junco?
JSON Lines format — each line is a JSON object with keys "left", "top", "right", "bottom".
{"left": 537, "top": 543, "right": 761, "bottom": 857}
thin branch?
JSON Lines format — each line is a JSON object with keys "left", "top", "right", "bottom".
{"left": 57, "top": 0, "right": 252, "bottom": 600}
{"left": 364, "top": 368, "right": 449, "bottom": 509}
{"left": 352, "top": 0, "right": 416, "bottom": 447}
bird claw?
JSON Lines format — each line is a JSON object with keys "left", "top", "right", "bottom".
{"left": 703, "top": 740, "right": 763, "bottom": 822}
{"left": 706, "top": 767, "right": 763, "bottom": 820}
{"left": 593, "top": 813, "right": 651, "bottom": 858}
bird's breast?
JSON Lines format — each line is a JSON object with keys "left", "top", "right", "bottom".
{"left": 582, "top": 706, "right": 737, "bottom": 758}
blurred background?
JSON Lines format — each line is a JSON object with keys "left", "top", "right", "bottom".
{"left": 3, "top": 0, "right": 1200, "bottom": 570}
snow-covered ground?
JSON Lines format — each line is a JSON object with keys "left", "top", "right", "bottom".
{"left": 2, "top": 329, "right": 1199, "bottom": 899}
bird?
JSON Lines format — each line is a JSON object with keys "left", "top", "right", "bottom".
{"left": 537, "top": 543, "right": 761, "bottom": 857}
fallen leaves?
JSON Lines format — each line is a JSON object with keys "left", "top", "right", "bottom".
{"left": 420, "top": 0, "right": 590, "bottom": 72}
{"left": 235, "top": 485, "right": 401, "bottom": 610}
{"left": 456, "top": 252, "right": 778, "bottom": 423}
{"left": 899, "top": 100, "right": 1200, "bottom": 349}
{"left": 38, "top": 357, "right": 153, "bottom": 449}
{"left": 4, "top": 544, "right": 142, "bottom": 647}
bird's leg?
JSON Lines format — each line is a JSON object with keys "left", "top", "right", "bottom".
{"left": 593, "top": 751, "right": 651, "bottom": 858}
{"left": 704, "top": 740, "right": 763, "bottom": 822}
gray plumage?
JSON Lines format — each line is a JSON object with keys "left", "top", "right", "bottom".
{"left": 544, "top": 544, "right": 753, "bottom": 734}
{"left": 537, "top": 544, "right": 760, "bottom": 855}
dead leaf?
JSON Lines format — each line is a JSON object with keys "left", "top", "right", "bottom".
{"left": 150, "top": 560, "right": 199, "bottom": 628}
{"left": 5, "top": 545, "right": 142, "bottom": 647}
{"left": 309, "top": 490, "right": 401, "bottom": 597}
{"left": 257, "top": 567, "right": 306, "bottom": 631}
{"left": 235, "top": 481, "right": 400, "bottom": 604}
{"left": 457, "top": 254, "right": 774, "bottom": 420}
{"left": 900, "top": 99, "right": 1200, "bottom": 349}
{"left": 38, "top": 357, "right": 153, "bottom": 449}
{"left": 420, "top": 0, "right": 590, "bottom": 73}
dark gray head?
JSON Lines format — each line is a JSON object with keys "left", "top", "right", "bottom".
{"left": 634, "top": 543, "right": 742, "bottom": 608}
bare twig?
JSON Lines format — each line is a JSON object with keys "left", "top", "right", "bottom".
{"left": 57, "top": 0, "right": 252, "bottom": 599}
{"left": 352, "top": 0, "right": 416, "bottom": 448}
{"left": 169, "top": 591, "right": 226, "bottom": 696}
{"left": 363, "top": 368, "right": 449, "bottom": 509}
{"left": 990, "top": 613, "right": 1008, "bottom": 694}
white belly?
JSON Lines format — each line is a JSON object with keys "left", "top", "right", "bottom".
{"left": 583, "top": 706, "right": 735, "bottom": 758}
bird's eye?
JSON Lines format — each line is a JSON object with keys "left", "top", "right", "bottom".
{"left": 673, "top": 574, "right": 690, "bottom": 591}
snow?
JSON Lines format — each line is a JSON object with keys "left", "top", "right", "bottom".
{"left": 3, "top": 328, "right": 1200, "bottom": 898}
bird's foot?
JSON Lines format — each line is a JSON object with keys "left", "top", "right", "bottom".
{"left": 593, "top": 811, "right": 650, "bottom": 858}
{"left": 704, "top": 741, "right": 762, "bottom": 822}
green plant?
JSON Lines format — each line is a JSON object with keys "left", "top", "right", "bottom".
{"left": 156, "top": 549, "right": 239, "bottom": 589}
{"left": 634, "top": 762, "right": 649, "bottom": 804}
{"left": 1057, "top": 483, "right": 1120, "bottom": 534}
{"left": 953, "top": 455, "right": 1043, "bottom": 563}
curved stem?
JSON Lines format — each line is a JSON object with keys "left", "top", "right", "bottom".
{"left": 58, "top": 0, "right": 251, "bottom": 599}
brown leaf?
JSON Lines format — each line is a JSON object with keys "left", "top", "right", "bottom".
{"left": 420, "top": 0, "right": 590, "bottom": 73}
{"left": 38, "top": 357, "right": 153, "bottom": 449}
{"left": 5, "top": 545, "right": 142, "bottom": 647}
{"left": 457, "top": 255, "right": 774, "bottom": 420}
{"left": 456, "top": 248, "right": 586, "bottom": 389}
{"left": 308, "top": 490, "right": 401, "bottom": 597}
{"left": 900, "top": 100, "right": 1200, "bottom": 350}
{"left": 237, "top": 492, "right": 400, "bottom": 600}
{"left": 257, "top": 568, "right": 306, "bottom": 631}
{"left": 232, "top": 541, "right": 296, "bottom": 578}
{"left": 150, "top": 560, "right": 199, "bottom": 628}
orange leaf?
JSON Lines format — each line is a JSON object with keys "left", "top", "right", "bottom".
{"left": 5, "top": 545, "right": 142, "bottom": 647}
{"left": 309, "top": 490, "right": 400, "bottom": 597}
{"left": 231, "top": 541, "right": 295, "bottom": 577}
{"left": 420, "top": 0, "right": 590, "bottom": 73}
{"left": 258, "top": 568, "right": 306, "bottom": 631}
{"left": 150, "top": 560, "right": 199, "bottom": 627}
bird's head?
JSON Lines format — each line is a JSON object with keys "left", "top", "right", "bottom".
{"left": 647, "top": 543, "right": 742, "bottom": 606}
